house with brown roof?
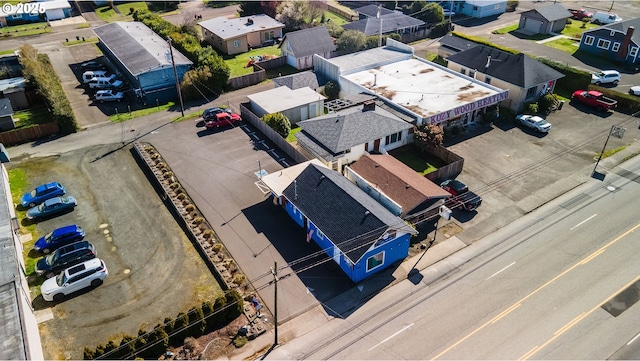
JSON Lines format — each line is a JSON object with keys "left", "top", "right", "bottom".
{"left": 345, "top": 154, "right": 451, "bottom": 218}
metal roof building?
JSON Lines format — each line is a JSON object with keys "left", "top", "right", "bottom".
{"left": 93, "top": 22, "right": 193, "bottom": 105}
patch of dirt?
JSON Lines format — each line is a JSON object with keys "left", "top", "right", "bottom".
{"left": 164, "top": 315, "right": 251, "bottom": 360}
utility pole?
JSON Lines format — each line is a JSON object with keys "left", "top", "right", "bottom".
{"left": 271, "top": 262, "right": 278, "bottom": 346}
{"left": 593, "top": 125, "right": 625, "bottom": 177}
{"left": 167, "top": 37, "right": 185, "bottom": 117}
{"left": 377, "top": 5, "right": 383, "bottom": 47}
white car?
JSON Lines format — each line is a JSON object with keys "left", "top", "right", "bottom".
{"left": 591, "top": 70, "right": 620, "bottom": 86}
{"left": 41, "top": 258, "right": 108, "bottom": 302}
{"left": 629, "top": 86, "right": 640, "bottom": 96}
{"left": 515, "top": 114, "right": 552, "bottom": 133}
{"left": 95, "top": 90, "right": 124, "bottom": 103}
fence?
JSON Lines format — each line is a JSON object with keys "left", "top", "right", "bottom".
{"left": 326, "top": 2, "right": 358, "bottom": 21}
{"left": 239, "top": 102, "right": 309, "bottom": 164}
{"left": 227, "top": 56, "right": 287, "bottom": 90}
{"left": 0, "top": 122, "right": 59, "bottom": 146}
{"left": 423, "top": 145, "right": 464, "bottom": 182}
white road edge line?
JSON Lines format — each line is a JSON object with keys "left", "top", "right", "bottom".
{"left": 487, "top": 262, "right": 516, "bottom": 280}
{"left": 570, "top": 214, "right": 597, "bottom": 230}
{"left": 628, "top": 332, "right": 640, "bottom": 345}
{"left": 368, "top": 323, "right": 414, "bottom": 351}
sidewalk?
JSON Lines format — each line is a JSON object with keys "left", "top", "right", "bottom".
{"left": 226, "top": 135, "right": 640, "bottom": 360}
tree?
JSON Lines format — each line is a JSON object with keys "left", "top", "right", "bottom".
{"left": 324, "top": 22, "right": 344, "bottom": 38}
{"left": 261, "top": 0, "right": 280, "bottom": 18}
{"left": 276, "top": 0, "right": 308, "bottom": 31}
{"left": 413, "top": 2, "right": 444, "bottom": 24}
{"left": 336, "top": 30, "right": 366, "bottom": 53}
{"left": 414, "top": 124, "right": 444, "bottom": 152}
{"left": 262, "top": 113, "right": 291, "bottom": 138}
{"left": 324, "top": 80, "right": 339, "bottom": 100}
{"left": 238, "top": 1, "right": 263, "bottom": 17}
{"left": 307, "top": 1, "right": 326, "bottom": 24}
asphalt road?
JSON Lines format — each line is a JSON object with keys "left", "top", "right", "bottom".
{"left": 265, "top": 154, "right": 640, "bottom": 360}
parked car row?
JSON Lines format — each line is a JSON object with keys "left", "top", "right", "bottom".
{"left": 21, "top": 182, "right": 107, "bottom": 301}
{"left": 79, "top": 60, "right": 128, "bottom": 103}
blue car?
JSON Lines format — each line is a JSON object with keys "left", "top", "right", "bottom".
{"left": 33, "top": 225, "right": 85, "bottom": 254}
{"left": 26, "top": 196, "right": 77, "bottom": 221}
{"left": 21, "top": 182, "right": 66, "bottom": 208}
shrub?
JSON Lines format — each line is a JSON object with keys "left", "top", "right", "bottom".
{"left": 185, "top": 204, "right": 195, "bottom": 212}
{"left": 537, "top": 93, "right": 556, "bottom": 114}
{"left": 177, "top": 193, "right": 187, "bottom": 200}
{"left": 192, "top": 216, "right": 204, "bottom": 225}
{"left": 233, "top": 336, "right": 248, "bottom": 348}
{"left": 212, "top": 243, "right": 222, "bottom": 252}
{"left": 203, "top": 229, "right": 214, "bottom": 239}
{"left": 324, "top": 80, "right": 339, "bottom": 100}
{"left": 262, "top": 112, "right": 291, "bottom": 138}
{"left": 524, "top": 102, "right": 539, "bottom": 114}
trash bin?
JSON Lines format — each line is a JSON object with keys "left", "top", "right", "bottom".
{"left": 558, "top": 100, "right": 565, "bottom": 110}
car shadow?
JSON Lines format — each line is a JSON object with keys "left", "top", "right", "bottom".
{"left": 568, "top": 100, "right": 616, "bottom": 118}
{"left": 450, "top": 208, "right": 479, "bottom": 223}
{"left": 196, "top": 125, "right": 237, "bottom": 137}
{"left": 31, "top": 283, "right": 103, "bottom": 310}
{"left": 513, "top": 125, "right": 549, "bottom": 138}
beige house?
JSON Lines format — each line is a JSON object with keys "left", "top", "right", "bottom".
{"left": 247, "top": 86, "right": 325, "bottom": 124}
{"left": 199, "top": 14, "right": 284, "bottom": 55}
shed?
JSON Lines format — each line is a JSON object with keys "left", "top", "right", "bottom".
{"left": 247, "top": 86, "right": 325, "bottom": 124}
{"left": 279, "top": 27, "right": 335, "bottom": 70}
{"left": 518, "top": 4, "right": 572, "bottom": 35}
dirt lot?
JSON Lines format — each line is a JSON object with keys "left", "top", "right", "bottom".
{"left": 9, "top": 144, "right": 222, "bottom": 360}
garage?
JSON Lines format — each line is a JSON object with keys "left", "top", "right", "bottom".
{"left": 523, "top": 18, "right": 542, "bottom": 34}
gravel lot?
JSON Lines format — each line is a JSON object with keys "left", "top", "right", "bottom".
{"left": 9, "top": 144, "right": 221, "bottom": 360}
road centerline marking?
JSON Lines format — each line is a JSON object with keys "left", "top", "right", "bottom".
{"left": 570, "top": 214, "right": 597, "bottom": 230}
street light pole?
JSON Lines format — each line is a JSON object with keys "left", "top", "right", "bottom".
{"left": 167, "top": 37, "right": 185, "bottom": 117}
{"left": 271, "top": 262, "right": 278, "bottom": 346}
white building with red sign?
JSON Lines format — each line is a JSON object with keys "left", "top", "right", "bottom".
{"left": 313, "top": 39, "right": 509, "bottom": 130}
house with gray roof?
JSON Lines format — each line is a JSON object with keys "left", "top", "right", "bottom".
{"left": 518, "top": 4, "right": 572, "bottom": 35}
{"left": 279, "top": 27, "right": 335, "bottom": 70}
{"left": 578, "top": 18, "right": 640, "bottom": 66}
{"left": 0, "top": 98, "right": 15, "bottom": 131}
{"left": 446, "top": 45, "right": 564, "bottom": 112}
{"left": 295, "top": 100, "right": 413, "bottom": 171}
{"left": 273, "top": 71, "right": 319, "bottom": 90}
{"left": 437, "top": 34, "right": 480, "bottom": 58}
{"left": 93, "top": 22, "right": 193, "bottom": 105}
{"left": 199, "top": 14, "right": 284, "bottom": 55}
{"left": 342, "top": 8, "right": 424, "bottom": 36}
{"left": 0, "top": 148, "right": 45, "bottom": 360}
{"left": 280, "top": 162, "right": 417, "bottom": 282}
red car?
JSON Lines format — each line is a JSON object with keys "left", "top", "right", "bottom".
{"left": 205, "top": 112, "right": 242, "bottom": 128}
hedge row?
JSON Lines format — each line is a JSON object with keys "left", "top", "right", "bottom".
{"left": 18, "top": 44, "right": 78, "bottom": 134}
{"left": 536, "top": 57, "right": 591, "bottom": 94}
{"left": 132, "top": 9, "right": 230, "bottom": 92}
{"left": 83, "top": 290, "right": 244, "bottom": 360}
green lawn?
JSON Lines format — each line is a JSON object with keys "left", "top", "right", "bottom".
{"left": 63, "top": 37, "right": 99, "bottom": 46}
{"left": 390, "top": 147, "right": 440, "bottom": 175}
{"left": 492, "top": 24, "right": 518, "bottom": 34}
{"left": 561, "top": 19, "right": 599, "bottom": 38}
{"left": 0, "top": 22, "right": 50, "bottom": 37}
{"left": 286, "top": 126, "right": 302, "bottom": 142}
{"left": 95, "top": 2, "right": 147, "bottom": 21}
{"left": 225, "top": 45, "right": 282, "bottom": 77}
{"left": 323, "top": 10, "right": 348, "bottom": 26}
{"left": 544, "top": 38, "right": 580, "bottom": 54}
{"left": 13, "top": 105, "right": 54, "bottom": 128}
{"left": 109, "top": 102, "right": 175, "bottom": 122}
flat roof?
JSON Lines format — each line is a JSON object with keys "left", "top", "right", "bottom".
{"left": 327, "top": 46, "right": 413, "bottom": 75}
{"left": 341, "top": 57, "right": 508, "bottom": 123}
{"left": 247, "top": 86, "right": 326, "bottom": 114}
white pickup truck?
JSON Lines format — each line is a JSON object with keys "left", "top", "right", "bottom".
{"left": 95, "top": 90, "right": 124, "bottom": 103}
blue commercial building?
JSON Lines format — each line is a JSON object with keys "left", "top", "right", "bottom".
{"left": 93, "top": 22, "right": 193, "bottom": 105}
{"left": 451, "top": 0, "right": 507, "bottom": 18}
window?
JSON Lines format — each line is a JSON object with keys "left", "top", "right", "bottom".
{"left": 612, "top": 42, "right": 620, "bottom": 52}
{"left": 485, "top": 75, "right": 492, "bottom": 84}
{"left": 385, "top": 132, "right": 402, "bottom": 145}
{"left": 233, "top": 40, "right": 240, "bottom": 48}
{"left": 610, "top": 30, "right": 616, "bottom": 36}
{"left": 584, "top": 35, "right": 594, "bottom": 46}
{"left": 460, "top": 68, "right": 466, "bottom": 75}
{"left": 366, "top": 251, "right": 385, "bottom": 271}
{"left": 469, "top": 69, "right": 476, "bottom": 79}
{"left": 526, "top": 87, "right": 537, "bottom": 98}
{"left": 597, "top": 39, "right": 611, "bottom": 50}
{"left": 631, "top": 47, "right": 638, "bottom": 57}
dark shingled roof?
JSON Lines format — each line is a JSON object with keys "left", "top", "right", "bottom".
{"left": 93, "top": 22, "right": 192, "bottom": 77}
{"left": 282, "top": 164, "right": 415, "bottom": 263}
{"left": 585, "top": 18, "right": 640, "bottom": 45}
{"left": 438, "top": 34, "right": 480, "bottom": 54}
{"left": 524, "top": 4, "right": 572, "bottom": 22}
{"left": 296, "top": 104, "right": 412, "bottom": 156}
{"left": 354, "top": 4, "right": 396, "bottom": 18}
{"left": 279, "top": 27, "right": 336, "bottom": 58}
{"left": 273, "top": 71, "right": 319, "bottom": 90}
{"left": 342, "top": 13, "right": 424, "bottom": 36}
{"left": 446, "top": 45, "right": 564, "bottom": 88}
{"left": 0, "top": 98, "right": 12, "bottom": 117}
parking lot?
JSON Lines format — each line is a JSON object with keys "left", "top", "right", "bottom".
{"left": 12, "top": 144, "right": 220, "bottom": 360}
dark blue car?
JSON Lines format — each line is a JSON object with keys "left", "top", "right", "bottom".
{"left": 26, "top": 196, "right": 77, "bottom": 221}
{"left": 21, "top": 182, "right": 66, "bottom": 208}
{"left": 33, "top": 225, "right": 85, "bottom": 254}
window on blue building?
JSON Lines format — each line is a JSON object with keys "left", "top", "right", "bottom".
{"left": 631, "top": 47, "right": 638, "bottom": 57}
{"left": 597, "top": 39, "right": 611, "bottom": 50}
{"left": 366, "top": 251, "right": 385, "bottom": 272}
{"left": 612, "top": 42, "right": 620, "bottom": 52}
{"left": 584, "top": 36, "right": 594, "bottom": 46}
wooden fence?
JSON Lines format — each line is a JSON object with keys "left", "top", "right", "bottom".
{"left": 240, "top": 102, "right": 309, "bottom": 164}
{"left": 227, "top": 56, "right": 287, "bottom": 90}
{"left": 423, "top": 145, "right": 464, "bottom": 182}
{"left": 326, "top": 2, "right": 358, "bottom": 21}
{"left": 0, "top": 122, "right": 59, "bottom": 146}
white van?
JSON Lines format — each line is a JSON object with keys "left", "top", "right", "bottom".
{"left": 82, "top": 70, "right": 109, "bottom": 83}
{"left": 592, "top": 11, "right": 622, "bottom": 25}
{"left": 88, "top": 75, "right": 123, "bottom": 90}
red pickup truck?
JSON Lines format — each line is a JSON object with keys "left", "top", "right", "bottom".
{"left": 569, "top": 8, "right": 593, "bottom": 20}
{"left": 571, "top": 90, "right": 617, "bottom": 112}
{"left": 205, "top": 112, "right": 242, "bottom": 128}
